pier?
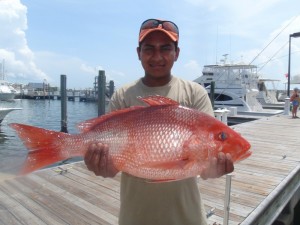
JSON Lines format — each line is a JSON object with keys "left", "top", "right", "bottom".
{"left": 17, "top": 89, "right": 112, "bottom": 102}
{"left": 0, "top": 114, "right": 299, "bottom": 225}
{"left": 16, "top": 75, "right": 115, "bottom": 102}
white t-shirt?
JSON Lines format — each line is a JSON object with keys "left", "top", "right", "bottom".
{"left": 109, "top": 76, "right": 213, "bottom": 225}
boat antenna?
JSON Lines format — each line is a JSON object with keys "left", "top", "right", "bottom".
{"left": 216, "top": 26, "right": 219, "bottom": 64}
{"left": 229, "top": 33, "right": 232, "bottom": 63}
{"left": 249, "top": 16, "right": 298, "bottom": 65}
{"left": 1, "top": 59, "right": 4, "bottom": 80}
{"left": 222, "top": 54, "right": 228, "bottom": 64}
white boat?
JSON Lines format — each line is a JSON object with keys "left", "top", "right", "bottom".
{"left": 0, "top": 108, "right": 22, "bottom": 123}
{"left": 256, "top": 78, "right": 285, "bottom": 109}
{"left": 194, "top": 61, "right": 264, "bottom": 112}
{"left": 193, "top": 57, "right": 283, "bottom": 121}
{"left": 0, "top": 80, "right": 18, "bottom": 101}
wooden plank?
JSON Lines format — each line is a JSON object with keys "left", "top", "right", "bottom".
{"left": 0, "top": 114, "right": 299, "bottom": 225}
{"left": 27, "top": 173, "right": 118, "bottom": 225}
{"left": 0, "top": 189, "right": 24, "bottom": 225}
{"left": 7, "top": 174, "right": 115, "bottom": 225}
{"left": 0, "top": 184, "right": 47, "bottom": 225}
{"left": 36, "top": 169, "right": 120, "bottom": 216}
{"left": 0, "top": 180, "right": 68, "bottom": 225}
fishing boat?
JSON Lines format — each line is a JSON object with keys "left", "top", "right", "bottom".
{"left": 194, "top": 56, "right": 283, "bottom": 113}
{"left": 194, "top": 63, "right": 261, "bottom": 112}
{"left": 256, "top": 78, "right": 285, "bottom": 109}
{"left": 0, "top": 80, "right": 18, "bottom": 101}
{"left": 193, "top": 56, "right": 284, "bottom": 125}
{"left": 0, "top": 108, "right": 22, "bottom": 124}
{"left": 0, "top": 60, "right": 18, "bottom": 101}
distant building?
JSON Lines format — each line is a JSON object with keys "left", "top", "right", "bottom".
{"left": 27, "top": 82, "right": 44, "bottom": 90}
{"left": 26, "top": 82, "right": 58, "bottom": 92}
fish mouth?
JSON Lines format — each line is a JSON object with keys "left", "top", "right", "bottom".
{"left": 237, "top": 139, "right": 252, "bottom": 161}
{"left": 230, "top": 140, "right": 252, "bottom": 162}
{"left": 235, "top": 150, "right": 252, "bottom": 162}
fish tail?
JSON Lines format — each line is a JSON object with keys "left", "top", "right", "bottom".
{"left": 9, "top": 123, "right": 72, "bottom": 175}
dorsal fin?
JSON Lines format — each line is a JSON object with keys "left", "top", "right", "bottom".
{"left": 77, "top": 106, "right": 144, "bottom": 132}
{"left": 139, "top": 95, "right": 179, "bottom": 106}
{"left": 77, "top": 96, "right": 179, "bottom": 132}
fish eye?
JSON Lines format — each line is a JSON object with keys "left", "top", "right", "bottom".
{"left": 218, "top": 132, "right": 228, "bottom": 141}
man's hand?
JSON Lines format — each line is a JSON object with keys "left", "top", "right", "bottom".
{"left": 200, "top": 152, "right": 234, "bottom": 180}
{"left": 84, "top": 143, "right": 119, "bottom": 177}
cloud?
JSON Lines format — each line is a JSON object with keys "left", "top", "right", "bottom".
{"left": 184, "top": 60, "right": 201, "bottom": 70}
{"left": 183, "top": 0, "right": 281, "bottom": 14}
{"left": 0, "top": 0, "right": 126, "bottom": 89}
{"left": 32, "top": 51, "right": 102, "bottom": 89}
{"left": 0, "top": 0, "right": 48, "bottom": 82}
{"left": 292, "top": 74, "right": 300, "bottom": 83}
{"left": 173, "top": 56, "right": 210, "bottom": 82}
{"left": 28, "top": 48, "right": 128, "bottom": 89}
{"left": 80, "top": 64, "right": 103, "bottom": 74}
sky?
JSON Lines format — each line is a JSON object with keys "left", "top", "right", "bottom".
{"left": 0, "top": 0, "right": 300, "bottom": 90}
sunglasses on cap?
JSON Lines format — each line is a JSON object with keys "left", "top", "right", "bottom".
{"left": 139, "top": 19, "right": 179, "bottom": 36}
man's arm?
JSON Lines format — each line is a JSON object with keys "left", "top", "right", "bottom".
{"left": 84, "top": 143, "right": 119, "bottom": 177}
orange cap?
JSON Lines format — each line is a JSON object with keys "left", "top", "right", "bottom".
{"left": 139, "top": 28, "right": 179, "bottom": 43}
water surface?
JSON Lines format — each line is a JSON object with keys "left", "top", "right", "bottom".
{"left": 0, "top": 99, "right": 100, "bottom": 178}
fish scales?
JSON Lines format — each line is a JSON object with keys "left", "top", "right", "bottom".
{"left": 9, "top": 96, "right": 251, "bottom": 181}
{"left": 107, "top": 105, "right": 198, "bottom": 176}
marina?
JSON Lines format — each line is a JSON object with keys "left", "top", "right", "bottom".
{"left": 0, "top": 73, "right": 298, "bottom": 224}
{"left": 1, "top": 2, "right": 299, "bottom": 224}
{"left": 0, "top": 114, "right": 299, "bottom": 225}
{"left": 0, "top": 99, "right": 100, "bottom": 175}
{"left": 12, "top": 74, "right": 115, "bottom": 103}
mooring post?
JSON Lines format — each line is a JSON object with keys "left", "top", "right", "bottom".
{"left": 109, "top": 80, "right": 114, "bottom": 98}
{"left": 98, "top": 70, "right": 106, "bottom": 116}
{"left": 60, "top": 74, "right": 68, "bottom": 133}
{"left": 284, "top": 97, "right": 290, "bottom": 115}
{"left": 210, "top": 81, "right": 215, "bottom": 108}
{"left": 223, "top": 174, "right": 232, "bottom": 225}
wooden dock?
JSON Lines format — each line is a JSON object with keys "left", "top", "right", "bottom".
{"left": 0, "top": 114, "right": 299, "bottom": 225}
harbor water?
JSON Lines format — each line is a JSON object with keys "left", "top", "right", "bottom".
{"left": 0, "top": 99, "right": 101, "bottom": 180}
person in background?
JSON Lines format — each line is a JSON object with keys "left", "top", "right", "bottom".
{"left": 84, "top": 18, "right": 234, "bottom": 225}
{"left": 290, "top": 87, "right": 300, "bottom": 118}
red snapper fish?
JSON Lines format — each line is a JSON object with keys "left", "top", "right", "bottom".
{"left": 9, "top": 96, "right": 251, "bottom": 180}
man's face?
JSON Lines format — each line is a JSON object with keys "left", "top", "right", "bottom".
{"left": 137, "top": 31, "right": 180, "bottom": 79}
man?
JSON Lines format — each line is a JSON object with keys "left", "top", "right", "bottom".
{"left": 84, "top": 18, "right": 234, "bottom": 225}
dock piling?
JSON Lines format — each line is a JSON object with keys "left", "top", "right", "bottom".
{"left": 98, "top": 70, "right": 106, "bottom": 116}
{"left": 210, "top": 81, "right": 215, "bottom": 108}
{"left": 109, "top": 80, "right": 114, "bottom": 98}
{"left": 60, "top": 74, "right": 68, "bottom": 133}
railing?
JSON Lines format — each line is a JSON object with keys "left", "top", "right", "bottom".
{"left": 214, "top": 108, "right": 231, "bottom": 125}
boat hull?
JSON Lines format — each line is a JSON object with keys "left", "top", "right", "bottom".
{"left": 0, "top": 108, "right": 22, "bottom": 123}
{"left": 0, "top": 93, "right": 16, "bottom": 101}
{"left": 0, "top": 80, "right": 17, "bottom": 101}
